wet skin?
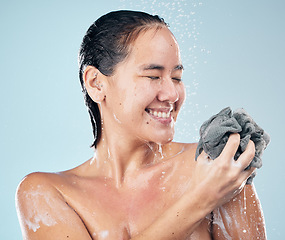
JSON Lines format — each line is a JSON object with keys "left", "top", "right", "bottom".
{"left": 16, "top": 142, "right": 265, "bottom": 239}
{"left": 17, "top": 143, "right": 212, "bottom": 239}
{"left": 16, "top": 27, "right": 266, "bottom": 239}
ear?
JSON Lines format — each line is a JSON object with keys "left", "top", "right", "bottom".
{"left": 83, "top": 66, "right": 106, "bottom": 103}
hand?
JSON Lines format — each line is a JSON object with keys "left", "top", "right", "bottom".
{"left": 191, "top": 133, "right": 256, "bottom": 212}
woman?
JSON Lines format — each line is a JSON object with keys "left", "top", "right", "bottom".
{"left": 16, "top": 10, "right": 266, "bottom": 239}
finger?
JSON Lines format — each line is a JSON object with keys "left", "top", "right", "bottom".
{"left": 233, "top": 168, "right": 255, "bottom": 195}
{"left": 237, "top": 140, "right": 256, "bottom": 170}
{"left": 198, "top": 151, "right": 210, "bottom": 162}
{"left": 219, "top": 133, "right": 240, "bottom": 161}
{"left": 240, "top": 166, "right": 256, "bottom": 183}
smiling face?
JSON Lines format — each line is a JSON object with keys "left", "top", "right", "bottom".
{"left": 101, "top": 27, "right": 186, "bottom": 145}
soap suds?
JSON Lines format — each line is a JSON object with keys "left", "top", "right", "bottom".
{"left": 99, "top": 230, "right": 109, "bottom": 239}
{"left": 25, "top": 212, "right": 56, "bottom": 232}
{"left": 23, "top": 185, "right": 69, "bottom": 232}
{"left": 213, "top": 207, "right": 232, "bottom": 240}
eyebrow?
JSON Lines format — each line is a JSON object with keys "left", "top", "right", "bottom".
{"left": 174, "top": 64, "right": 184, "bottom": 70}
{"left": 140, "top": 64, "right": 184, "bottom": 71}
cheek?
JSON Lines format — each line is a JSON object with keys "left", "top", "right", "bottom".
{"left": 176, "top": 84, "right": 186, "bottom": 110}
{"left": 111, "top": 82, "right": 137, "bottom": 115}
{"left": 115, "top": 90, "right": 148, "bottom": 122}
{"left": 134, "top": 82, "right": 158, "bottom": 108}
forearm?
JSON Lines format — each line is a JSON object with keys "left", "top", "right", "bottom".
{"left": 131, "top": 188, "right": 210, "bottom": 240}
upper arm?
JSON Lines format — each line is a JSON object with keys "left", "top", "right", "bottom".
{"left": 211, "top": 184, "right": 266, "bottom": 240}
{"left": 16, "top": 172, "right": 92, "bottom": 240}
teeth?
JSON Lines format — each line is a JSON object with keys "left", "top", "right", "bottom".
{"left": 147, "top": 109, "right": 171, "bottom": 119}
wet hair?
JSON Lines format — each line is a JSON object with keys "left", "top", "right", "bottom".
{"left": 78, "top": 10, "right": 168, "bottom": 147}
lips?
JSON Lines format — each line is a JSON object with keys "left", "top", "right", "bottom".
{"left": 145, "top": 107, "right": 173, "bottom": 123}
{"left": 147, "top": 109, "right": 170, "bottom": 119}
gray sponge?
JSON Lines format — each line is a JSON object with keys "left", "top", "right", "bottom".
{"left": 195, "top": 107, "right": 270, "bottom": 184}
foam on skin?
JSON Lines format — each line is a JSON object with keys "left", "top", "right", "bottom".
{"left": 20, "top": 184, "right": 69, "bottom": 232}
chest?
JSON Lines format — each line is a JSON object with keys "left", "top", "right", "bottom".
{"left": 72, "top": 188, "right": 211, "bottom": 240}
{"left": 61, "top": 160, "right": 210, "bottom": 239}
{"left": 69, "top": 176, "right": 185, "bottom": 238}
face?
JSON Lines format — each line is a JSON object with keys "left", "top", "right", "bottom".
{"left": 102, "top": 27, "right": 186, "bottom": 145}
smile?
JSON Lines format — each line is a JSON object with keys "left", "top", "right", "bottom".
{"left": 145, "top": 108, "right": 173, "bottom": 123}
{"left": 148, "top": 109, "right": 170, "bottom": 119}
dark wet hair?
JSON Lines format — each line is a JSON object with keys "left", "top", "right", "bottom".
{"left": 78, "top": 10, "right": 168, "bottom": 147}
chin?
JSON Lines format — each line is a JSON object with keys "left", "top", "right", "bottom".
{"left": 159, "top": 138, "right": 173, "bottom": 145}
{"left": 153, "top": 132, "right": 174, "bottom": 145}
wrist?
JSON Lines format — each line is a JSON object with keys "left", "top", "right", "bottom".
{"left": 183, "top": 182, "right": 216, "bottom": 218}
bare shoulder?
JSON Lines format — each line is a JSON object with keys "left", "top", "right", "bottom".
{"left": 212, "top": 184, "right": 266, "bottom": 239}
{"left": 165, "top": 141, "right": 198, "bottom": 164}
{"left": 17, "top": 171, "right": 57, "bottom": 191}
{"left": 16, "top": 172, "right": 92, "bottom": 240}
{"left": 16, "top": 171, "right": 68, "bottom": 205}
{"left": 166, "top": 141, "right": 198, "bottom": 156}
{"left": 160, "top": 142, "right": 199, "bottom": 179}
{"left": 16, "top": 172, "right": 61, "bottom": 209}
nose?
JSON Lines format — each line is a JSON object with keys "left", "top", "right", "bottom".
{"left": 157, "top": 77, "right": 179, "bottom": 103}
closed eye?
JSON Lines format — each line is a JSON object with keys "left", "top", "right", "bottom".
{"left": 146, "top": 76, "right": 160, "bottom": 80}
{"left": 144, "top": 76, "right": 182, "bottom": 81}
{"left": 172, "top": 77, "right": 182, "bottom": 82}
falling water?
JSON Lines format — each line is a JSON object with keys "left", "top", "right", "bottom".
{"left": 119, "top": 0, "right": 211, "bottom": 143}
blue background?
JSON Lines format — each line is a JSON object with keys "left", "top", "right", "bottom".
{"left": 1, "top": 0, "right": 284, "bottom": 239}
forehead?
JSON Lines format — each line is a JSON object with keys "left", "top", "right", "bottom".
{"left": 126, "top": 27, "right": 181, "bottom": 67}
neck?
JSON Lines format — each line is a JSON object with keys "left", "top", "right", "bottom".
{"left": 93, "top": 127, "right": 164, "bottom": 188}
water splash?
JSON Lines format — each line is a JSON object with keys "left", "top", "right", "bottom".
{"left": 157, "top": 143, "right": 164, "bottom": 159}
{"left": 113, "top": 113, "right": 122, "bottom": 124}
{"left": 119, "top": 0, "right": 210, "bottom": 143}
